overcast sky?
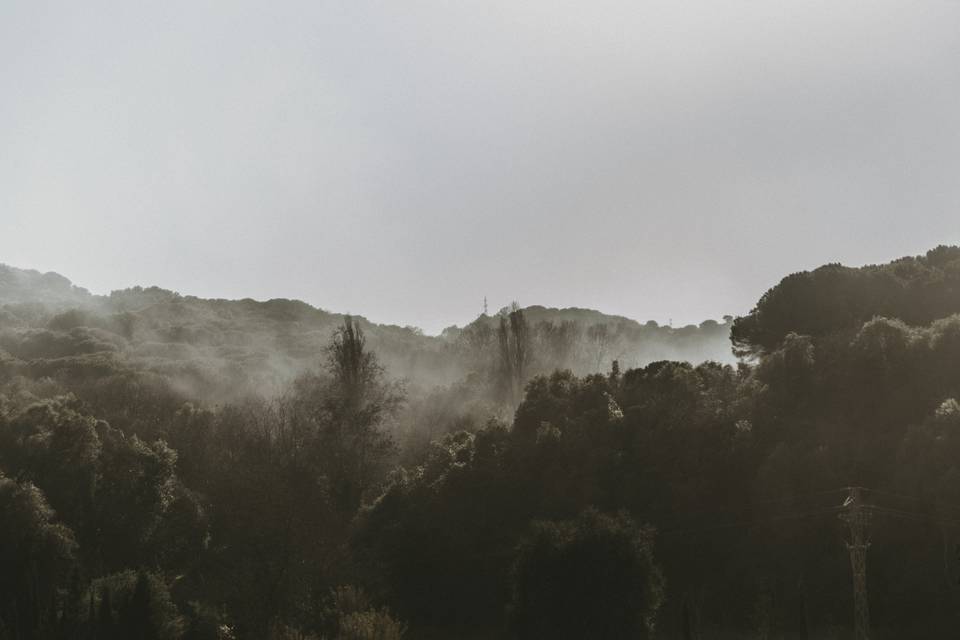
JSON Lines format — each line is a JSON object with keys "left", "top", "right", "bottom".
{"left": 3, "top": 2, "right": 960, "bottom": 333}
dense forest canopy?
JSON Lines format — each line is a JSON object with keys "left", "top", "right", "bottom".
{"left": 732, "top": 245, "right": 960, "bottom": 356}
{"left": 3, "top": 247, "right": 960, "bottom": 638}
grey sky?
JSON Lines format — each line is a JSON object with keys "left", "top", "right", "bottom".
{"left": 3, "top": 1, "right": 960, "bottom": 334}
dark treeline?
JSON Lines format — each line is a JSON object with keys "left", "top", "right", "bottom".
{"left": 3, "top": 246, "right": 960, "bottom": 638}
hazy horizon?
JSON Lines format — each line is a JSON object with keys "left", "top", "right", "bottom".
{"left": 0, "top": 246, "right": 932, "bottom": 336}
{"left": 4, "top": 1, "right": 960, "bottom": 334}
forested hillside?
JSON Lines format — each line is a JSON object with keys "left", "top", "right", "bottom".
{"left": 4, "top": 247, "right": 960, "bottom": 638}
{"left": 0, "top": 264, "right": 732, "bottom": 401}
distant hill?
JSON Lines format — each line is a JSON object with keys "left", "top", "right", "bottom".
{"left": 0, "top": 264, "right": 734, "bottom": 403}
{"left": 0, "top": 264, "right": 93, "bottom": 306}
{"left": 448, "top": 305, "right": 734, "bottom": 371}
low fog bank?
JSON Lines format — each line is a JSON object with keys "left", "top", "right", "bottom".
{"left": 0, "top": 263, "right": 734, "bottom": 408}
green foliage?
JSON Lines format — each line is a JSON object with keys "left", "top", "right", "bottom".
{"left": 355, "top": 423, "right": 520, "bottom": 629}
{"left": 511, "top": 508, "right": 664, "bottom": 639}
{"left": 732, "top": 245, "right": 960, "bottom": 356}
{"left": 85, "top": 570, "right": 184, "bottom": 640}
{"left": 0, "top": 473, "right": 77, "bottom": 638}
{"left": 0, "top": 395, "right": 101, "bottom": 526}
{"left": 183, "top": 602, "right": 236, "bottom": 640}
{"left": 7, "top": 248, "right": 960, "bottom": 638}
{"left": 324, "top": 586, "right": 406, "bottom": 640}
{"left": 335, "top": 610, "right": 405, "bottom": 640}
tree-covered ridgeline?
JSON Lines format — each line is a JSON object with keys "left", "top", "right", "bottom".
{"left": 4, "top": 246, "right": 960, "bottom": 638}
{"left": 0, "top": 264, "right": 735, "bottom": 402}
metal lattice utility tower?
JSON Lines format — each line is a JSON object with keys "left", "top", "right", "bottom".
{"left": 839, "top": 486, "right": 871, "bottom": 640}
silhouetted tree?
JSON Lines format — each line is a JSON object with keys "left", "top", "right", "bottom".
{"left": 321, "top": 316, "right": 403, "bottom": 513}
{"left": 496, "top": 304, "right": 531, "bottom": 405}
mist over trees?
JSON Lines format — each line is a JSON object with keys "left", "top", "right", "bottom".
{"left": 0, "top": 264, "right": 733, "bottom": 403}
{"left": 4, "top": 246, "right": 960, "bottom": 637}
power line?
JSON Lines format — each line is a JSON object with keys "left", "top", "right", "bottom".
{"left": 864, "top": 488, "right": 960, "bottom": 517}
{"left": 867, "top": 505, "right": 960, "bottom": 529}
{"left": 864, "top": 488, "right": 928, "bottom": 503}
{"left": 752, "top": 487, "right": 850, "bottom": 504}
{"left": 652, "top": 487, "right": 849, "bottom": 524}
{"left": 660, "top": 506, "right": 842, "bottom": 537}
{"left": 651, "top": 486, "right": 960, "bottom": 535}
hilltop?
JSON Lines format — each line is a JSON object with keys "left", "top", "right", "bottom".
{"left": 0, "top": 264, "right": 734, "bottom": 403}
